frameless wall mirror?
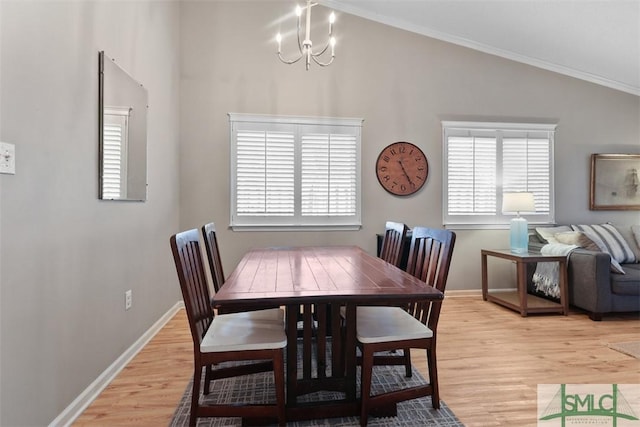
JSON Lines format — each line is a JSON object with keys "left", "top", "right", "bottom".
{"left": 98, "top": 51, "right": 148, "bottom": 201}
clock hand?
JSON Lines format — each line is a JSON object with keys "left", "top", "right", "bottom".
{"left": 398, "top": 160, "right": 415, "bottom": 187}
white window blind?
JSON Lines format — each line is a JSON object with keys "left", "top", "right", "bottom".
{"left": 230, "top": 114, "right": 363, "bottom": 230}
{"left": 443, "top": 122, "right": 556, "bottom": 227}
{"left": 102, "top": 107, "right": 130, "bottom": 199}
{"left": 236, "top": 130, "right": 295, "bottom": 216}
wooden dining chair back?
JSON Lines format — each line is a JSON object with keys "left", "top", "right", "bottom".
{"left": 201, "top": 222, "right": 284, "bottom": 320}
{"left": 201, "top": 222, "right": 226, "bottom": 292}
{"left": 356, "top": 226, "right": 456, "bottom": 426}
{"left": 405, "top": 227, "right": 456, "bottom": 330}
{"left": 172, "top": 228, "right": 214, "bottom": 349}
{"left": 171, "top": 229, "right": 286, "bottom": 427}
{"left": 379, "top": 221, "right": 409, "bottom": 267}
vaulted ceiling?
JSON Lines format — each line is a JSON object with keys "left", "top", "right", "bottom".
{"left": 322, "top": 0, "right": 639, "bottom": 96}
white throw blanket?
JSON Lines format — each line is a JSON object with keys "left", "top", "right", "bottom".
{"left": 532, "top": 243, "right": 577, "bottom": 299}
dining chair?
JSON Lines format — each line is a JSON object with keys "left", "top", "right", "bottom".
{"left": 171, "top": 228, "right": 287, "bottom": 427}
{"left": 338, "top": 221, "right": 410, "bottom": 365}
{"left": 356, "top": 226, "right": 456, "bottom": 427}
{"left": 201, "top": 222, "right": 283, "bottom": 322}
{"left": 340, "top": 221, "right": 408, "bottom": 327}
{"left": 379, "top": 221, "right": 409, "bottom": 267}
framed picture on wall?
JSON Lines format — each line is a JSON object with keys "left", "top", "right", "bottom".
{"left": 590, "top": 154, "right": 640, "bottom": 210}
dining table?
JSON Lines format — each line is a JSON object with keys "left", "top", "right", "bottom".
{"left": 212, "top": 245, "right": 444, "bottom": 423}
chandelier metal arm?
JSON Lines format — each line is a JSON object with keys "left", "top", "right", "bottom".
{"left": 277, "top": 52, "right": 304, "bottom": 65}
{"left": 311, "top": 54, "right": 335, "bottom": 67}
{"left": 311, "top": 40, "right": 330, "bottom": 57}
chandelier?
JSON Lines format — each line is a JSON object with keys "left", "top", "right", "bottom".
{"left": 276, "top": 1, "right": 336, "bottom": 70}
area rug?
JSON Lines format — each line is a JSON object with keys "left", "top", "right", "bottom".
{"left": 170, "top": 359, "right": 463, "bottom": 426}
{"left": 608, "top": 341, "right": 640, "bottom": 359}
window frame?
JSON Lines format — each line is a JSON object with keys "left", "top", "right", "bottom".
{"left": 229, "top": 113, "right": 363, "bottom": 231}
{"left": 442, "top": 121, "right": 556, "bottom": 229}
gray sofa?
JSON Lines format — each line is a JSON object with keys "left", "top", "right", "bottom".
{"left": 528, "top": 227, "right": 640, "bottom": 321}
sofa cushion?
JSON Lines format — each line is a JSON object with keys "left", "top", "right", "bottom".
{"left": 571, "top": 224, "right": 637, "bottom": 264}
{"left": 611, "top": 264, "right": 640, "bottom": 295}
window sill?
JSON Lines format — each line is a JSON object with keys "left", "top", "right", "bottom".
{"left": 230, "top": 224, "right": 362, "bottom": 232}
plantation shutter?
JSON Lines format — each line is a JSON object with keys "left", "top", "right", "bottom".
{"left": 301, "top": 131, "right": 357, "bottom": 216}
{"left": 230, "top": 114, "right": 362, "bottom": 230}
{"left": 503, "top": 133, "right": 551, "bottom": 214}
{"left": 446, "top": 136, "right": 497, "bottom": 215}
{"left": 236, "top": 130, "right": 295, "bottom": 216}
{"left": 443, "top": 122, "right": 555, "bottom": 227}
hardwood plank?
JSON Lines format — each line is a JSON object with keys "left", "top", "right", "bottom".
{"left": 74, "top": 297, "right": 640, "bottom": 426}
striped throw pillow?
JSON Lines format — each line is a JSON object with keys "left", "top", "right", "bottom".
{"left": 571, "top": 224, "right": 637, "bottom": 264}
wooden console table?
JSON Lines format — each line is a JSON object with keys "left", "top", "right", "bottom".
{"left": 481, "top": 249, "right": 568, "bottom": 316}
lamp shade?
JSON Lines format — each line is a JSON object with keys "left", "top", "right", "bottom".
{"left": 502, "top": 192, "right": 535, "bottom": 214}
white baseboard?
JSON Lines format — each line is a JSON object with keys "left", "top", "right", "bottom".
{"left": 49, "top": 301, "right": 185, "bottom": 427}
{"left": 445, "top": 289, "right": 483, "bottom": 297}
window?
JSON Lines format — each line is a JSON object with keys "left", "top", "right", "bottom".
{"left": 229, "top": 113, "right": 363, "bottom": 230}
{"left": 442, "top": 121, "right": 556, "bottom": 227}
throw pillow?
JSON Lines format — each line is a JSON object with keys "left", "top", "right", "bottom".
{"left": 571, "top": 224, "right": 637, "bottom": 264}
{"left": 554, "top": 231, "right": 600, "bottom": 251}
{"left": 614, "top": 224, "right": 640, "bottom": 263}
{"left": 535, "top": 225, "right": 572, "bottom": 244}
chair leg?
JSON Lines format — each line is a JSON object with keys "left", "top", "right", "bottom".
{"left": 426, "top": 348, "right": 440, "bottom": 409}
{"left": 190, "top": 365, "right": 202, "bottom": 427}
{"left": 360, "top": 345, "right": 374, "bottom": 427}
{"left": 273, "top": 349, "right": 286, "bottom": 426}
{"left": 403, "top": 347, "right": 412, "bottom": 377}
{"left": 203, "top": 364, "right": 213, "bottom": 395}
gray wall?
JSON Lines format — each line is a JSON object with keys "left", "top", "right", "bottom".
{"left": 0, "top": 0, "right": 638, "bottom": 425}
{"left": 179, "top": 1, "right": 639, "bottom": 291}
{"left": 0, "top": 1, "right": 181, "bottom": 425}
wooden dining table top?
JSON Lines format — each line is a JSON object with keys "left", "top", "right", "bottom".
{"left": 212, "top": 245, "right": 443, "bottom": 307}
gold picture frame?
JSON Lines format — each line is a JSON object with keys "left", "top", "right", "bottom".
{"left": 590, "top": 154, "right": 640, "bottom": 210}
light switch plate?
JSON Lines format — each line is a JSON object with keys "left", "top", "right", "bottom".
{"left": 0, "top": 142, "right": 15, "bottom": 175}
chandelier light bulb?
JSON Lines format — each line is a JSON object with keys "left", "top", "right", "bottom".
{"left": 295, "top": 5, "right": 302, "bottom": 17}
{"left": 329, "top": 12, "right": 336, "bottom": 24}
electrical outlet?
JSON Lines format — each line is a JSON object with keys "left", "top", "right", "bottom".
{"left": 125, "top": 290, "right": 132, "bottom": 310}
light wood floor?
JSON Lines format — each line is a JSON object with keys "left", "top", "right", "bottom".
{"left": 74, "top": 297, "right": 640, "bottom": 426}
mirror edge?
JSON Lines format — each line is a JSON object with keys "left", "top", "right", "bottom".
{"left": 98, "top": 50, "right": 105, "bottom": 200}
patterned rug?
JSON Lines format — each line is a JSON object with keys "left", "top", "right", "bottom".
{"left": 170, "top": 357, "right": 463, "bottom": 426}
{"left": 609, "top": 341, "right": 640, "bottom": 359}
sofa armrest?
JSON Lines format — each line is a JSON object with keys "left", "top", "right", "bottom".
{"left": 566, "top": 249, "right": 612, "bottom": 315}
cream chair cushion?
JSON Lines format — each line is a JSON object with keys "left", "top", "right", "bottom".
{"left": 201, "top": 314, "right": 287, "bottom": 353}
{"left": 356, "top": 306, "right": 433, "bottom": 344}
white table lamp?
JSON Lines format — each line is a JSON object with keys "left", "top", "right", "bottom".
{"left": 502, "top": 192, "right": 535, "bottom": 254}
